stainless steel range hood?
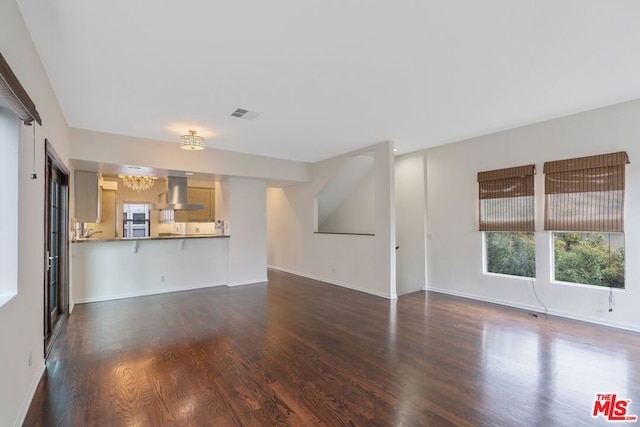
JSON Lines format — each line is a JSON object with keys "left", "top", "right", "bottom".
{"left": 152, "top": 176, "right": 204, "bottom": 211}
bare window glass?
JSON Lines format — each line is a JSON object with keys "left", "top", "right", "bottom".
{"left": 553, "top": 232, "right": 624, "bottom": 288}
{"left": 485, "top": 232, "right": 536, "bottom": 278}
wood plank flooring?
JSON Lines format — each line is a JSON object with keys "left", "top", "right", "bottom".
{"left": 24, "top": 270, "right": 640, "bottom": 426}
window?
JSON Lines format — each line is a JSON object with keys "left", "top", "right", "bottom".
{"left": 553, "top": 232, "right": 624, "bottom": 288}
{"left": 1, "top": 53, "right": 41, "bottom": 307}
{"left": 478, "top": 165, "right": 536, "bottom": 278}
{"left": 0, "top": 106, "right": 19, "bottom": 305}
{"left": 544, "top": 152, "right": 629, "bottom": 288}
{"left": 485, "top": 232, "right": 536, "bottom": 278}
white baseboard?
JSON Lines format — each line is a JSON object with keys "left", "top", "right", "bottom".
{"left": 428, "top": 286, "right": 640, "bottom": 333}
{"left": 73, "top": 282, "right": 226, "bottom": 304}
{"left": 15, "top": 359, "right": 46, "bottom": 427}
{"left": 268, "top": 265, "right": 397, "bottom": 300}
{"left": 226, "top": 279, "right": 268, "bottom": 287}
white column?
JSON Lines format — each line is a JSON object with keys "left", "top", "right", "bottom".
{"left": 227, "top": 177, "right": 268, "bottom": 286}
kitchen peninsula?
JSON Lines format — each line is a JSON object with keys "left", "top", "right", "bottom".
{"left": 72, "top": 234, "right": 230, "bottom": 304}
{"left": 70, "top": 174, "right": 268, "bottom": 310}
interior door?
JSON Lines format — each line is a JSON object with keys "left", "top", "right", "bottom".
{"left": 45, "top": 141, "right": 69, "bottom": 355}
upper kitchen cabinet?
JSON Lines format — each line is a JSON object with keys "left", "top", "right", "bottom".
{"left": 74, "top": 170, "right": 99, "bottom": 222}
{"left": 175, "top": 187, "right": 215, "bottom": 222}
{"left": 187, "top": 187, "right": 215, "bottom": 222}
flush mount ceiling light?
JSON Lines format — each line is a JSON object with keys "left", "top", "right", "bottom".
{"left": 119, "top": 174, "right": 157, "bottom": 192}
{"left": 180, "top": 130, "right": 205, "bottom": 150}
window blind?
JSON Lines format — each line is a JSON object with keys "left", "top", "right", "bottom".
{"left": 0, "top": 52, "right": 42, "bottom": 125}
{"left": 543, "top": 152, "right": 629, "bottom": 232}
{"left": 478, "top": 164, "right": 535, "bottom": 232}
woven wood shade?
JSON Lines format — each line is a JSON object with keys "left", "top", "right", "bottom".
{"left": 0, "top": 52, "right": 42, "bottom": 125}
{"left": 544, "top": 152, "right": 629, "bottom": 232}
{"left": 478, "top": 164, "right": 535, "bottom": 232}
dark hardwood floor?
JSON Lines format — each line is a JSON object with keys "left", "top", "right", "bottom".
{"left": 25, "top": 270, "right": 640, "bottom": 426}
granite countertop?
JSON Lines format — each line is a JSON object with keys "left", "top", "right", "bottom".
{"left": 72, "top": 234, "right": 230, "bottom": 243}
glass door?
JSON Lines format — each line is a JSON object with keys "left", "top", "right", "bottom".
{"left": 44, "top": 141, "right": 69, "bottom": 355}
{"left": 47, "top": 168, "right": 61, "bottom": 327}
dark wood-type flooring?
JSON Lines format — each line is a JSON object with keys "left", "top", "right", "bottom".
{"left": 25, "top": 270, "right": 640, "bottom": 426}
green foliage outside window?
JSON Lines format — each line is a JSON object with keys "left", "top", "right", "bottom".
{"left": 486, "top": 232, "right": 536, "bottom": 278}
{"left": 554, "top": 233, "right": 625, "bottom": 288}
{"left": 485, "top": 232, "right": 624, "bottom": 287}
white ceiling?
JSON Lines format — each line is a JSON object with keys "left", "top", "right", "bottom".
{"left": 16, "top": 0, "right": 640, "bottom": 163}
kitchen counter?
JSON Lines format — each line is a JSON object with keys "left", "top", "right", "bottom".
{"left": 72, "top": 234, "right": 229, "bottom": 243}
{"left": 72, "top": 235, "right": 230, "bottom": 305}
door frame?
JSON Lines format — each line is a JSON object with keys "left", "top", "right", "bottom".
{"left": 44, "top": 139, "right": 70, "bottom": 356}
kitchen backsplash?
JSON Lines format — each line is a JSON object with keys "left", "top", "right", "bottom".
{"left": 156, "top": 222, "right": 217, "bottom": 235}
{"left": 186, "top": 222, "right": 216, "bottom": 234}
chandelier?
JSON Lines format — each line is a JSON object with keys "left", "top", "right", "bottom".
{"left": 119, "top": 175, "right": 157, "bottom": 192}
{"left": 180, "top": 130, "right": 205, "bottom": 150}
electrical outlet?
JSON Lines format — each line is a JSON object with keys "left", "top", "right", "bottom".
{"left": 28, "top": 351, "right": 32, "bottom": 367}
{"left": 160, "top": 275, "right": 165, "bottom": 282}
{"left": 195, "top": 227, "right": 200, "bottom": 233}
{"left": 330, "top": 268, "right": 335, "bottom": 275}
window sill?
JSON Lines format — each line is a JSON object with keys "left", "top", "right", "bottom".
{"left": 484, "top": 272, "right": 535, "bottom": 281}
{"left": 313, "top": 232, "right": 375, "bottom": 236}
{"left": 551, "top": 280, "right": 626, "bottom": 291}
{"left": 0, "top": 292, "right": 17, "bottom": 308}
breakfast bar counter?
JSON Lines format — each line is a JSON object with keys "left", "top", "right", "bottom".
{"left": 72, "top": 234, "right": 229, "bottom": 243}
{"left": 71, "top": 235, "right": 230, "bottom": 306}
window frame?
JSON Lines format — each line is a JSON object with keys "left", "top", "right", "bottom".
{"left": 0, "top": 107, "right": 20, "bottom": 307}
{"left": 483, "top": 231, "right": 536, "bottom": 279}
{"left": 550, "top": 231, "right": 625, "bottom": 289}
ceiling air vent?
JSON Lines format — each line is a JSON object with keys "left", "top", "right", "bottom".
{"left": 231, "top": 108, "right": 258, "bottom": 120}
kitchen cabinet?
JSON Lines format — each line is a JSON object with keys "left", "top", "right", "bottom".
{"left": 186, "top": 187, "right": 215, "bottom": 222}
{"left": 175, "top": 187, "right": 215, "bottom": 222}
{"left": 97, "top": 189, "right": 117, "bottom": 238}
{"left": 75, "top": 170, "right": 99, "bottom": 222}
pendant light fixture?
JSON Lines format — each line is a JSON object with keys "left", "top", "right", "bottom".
{"left": 119, "top": 174, "right": 157, "bottom": 192}
{"left": 180, "top": 130, "right": 205, "bottom": 150}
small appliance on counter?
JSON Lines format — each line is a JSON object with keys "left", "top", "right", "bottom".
{"left": 73, "top": 222, "right": 85, "bottom": 240}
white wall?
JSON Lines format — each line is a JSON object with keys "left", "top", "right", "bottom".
{"left": 267, "top": 141, "right": 396, "bottom": 298}
{"left": 424, "top": 98, "right": 640, "bottom": 331}
{"left": 0, "top": 0, "right": 71, "bottom": 425}
{"left": 72, "top": 238, "right": 228, "bottom": 303}
{"left": 395, "top": 152, "right": 427, "bottom": 296}
{"left": 70, "top": 128, "right": 311, "bottom": 185}
{"left": 226, "top": 178, "right": 268, "bottom": 286}
{"left": 216, "top": 179, "right": 230, "bottom": 224}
